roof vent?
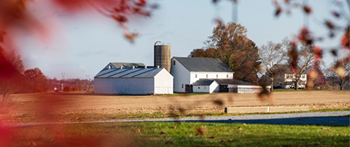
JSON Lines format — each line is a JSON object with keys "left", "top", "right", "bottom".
{"left": 120, "top": 66, "right": 123, "bottom": 69}
{"left": 132, "top": 66, "right": 135, "bottom": 69}
{"left": 157, "top": 65, "right": 159, "bottom": 69}
{"left": 144, "top": 66, "right": 147, "bottom": 69}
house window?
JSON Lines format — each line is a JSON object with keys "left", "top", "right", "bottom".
{"left": 198, "top": 87, "right": 200, "bottom": 89}
{"left": 226, "top": 74, "right": 229, "bottom": 78}
{"left": 302, "top": 74, "right": 305, "bottom": 78}
{"left": 173, "top": 61, "right": 176, "bottom": 65}
{"left": 216, "top": 74, "right": 218, "bottom": 78}
{"left": 108, "top": 65, "right": 111, "bottom": 69}
{"left": 195, "top": 74, "right": 197, "bottom": 78}
{"left": 182, "top": 84, "right": 183, "bottom": 88}
{"left": 204, "top": 87, "right": 206, "bottom": 89}
{"left": 206, "top": 74, "right": 208, "bottom": 78}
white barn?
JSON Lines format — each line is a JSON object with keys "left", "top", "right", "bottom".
{"left": 170, "top": 57, "right": 234, "bottom": 93}
{"left": 94, "top": 66, "right": 173, "bottom": 95}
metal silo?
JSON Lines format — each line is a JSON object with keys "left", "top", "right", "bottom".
{"left": 154, "top": 42, "right": 171, "bottom": 72}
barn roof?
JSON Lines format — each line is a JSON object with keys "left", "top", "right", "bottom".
{"left": 192, "top": 80, "right": 216, "bottom": 86}
{"left": 107, "top": 62, "right": 145, "bottom": 69}
{"left": 94, "top": 68, "right": 164, "bottom": 78}
{"left": 173, "top": 57, "right": 233, "bottom": 72}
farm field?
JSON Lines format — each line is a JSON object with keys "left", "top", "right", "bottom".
{"left": 2, "top": 91, "right": 349, "bottom": 146}
{"left": 7, "top": 91, "right": 349, "bottom": 115}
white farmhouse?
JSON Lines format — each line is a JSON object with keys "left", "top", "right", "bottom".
{"left": 94, "top": 66, "right": 173, "bottom": 95}
{"left": 170, "top": 57, "right": 234, "bottom": 93}
{"left": 284, "top": 73, "right": 307, "bottom": 89}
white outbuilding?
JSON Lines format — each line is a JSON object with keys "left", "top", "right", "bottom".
{"left": 94, "top": 66, "right": 173, "bottom": 95}
{"left": 192, "top": 80, "right": 219, "bottom": 93}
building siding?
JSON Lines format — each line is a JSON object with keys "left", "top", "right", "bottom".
{"left": 94, "top": 78, "right": 154, "bottom": 94}
{"left": 190, "top": 72, "right": 234, "bottom": 84}
{"left": 154, "top": 69, "right": 174, "bottom": 94}
{"left": 170, "top": 58, "right": 190, "bottom": 93}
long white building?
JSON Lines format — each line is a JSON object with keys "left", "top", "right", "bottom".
{"left": 94, "top": 66, "right": 173, "bottom": 95}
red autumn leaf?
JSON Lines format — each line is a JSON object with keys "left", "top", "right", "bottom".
{"left": 213, "top": 99, "right": 224, "bottom": 106}
{"left": 138, "top": 0, "right": 147, "bottom": 6}
{"left": 275, "top": 7, "right": 282, "bottom": 16}
{"left": 196, "top": 127, "right": 207, "bottom": 135}
{"left": 215, "top": 18, "right": 223, "bottom": 26}
{"left": 341, "top": 26, "right": 350, "bottom": 49}
{"left": 325, "top": 20, "right": 335, "bottom": 30}
{"left": 124, "top": 32, "right": 134, "bottom": 43}
{"left": 112, "top": 15, "right": 128, "bottom": 23}
{"left": 331, "top": 11, "right": 340, "bottom": 18}
{"left": 178, "top": 108, "right": 186, "bottom": 114}
{"left": 303, "top": 5, "right": 312, "bottom": 14}
{"left": 314, "top": 46, "right": 323, "bottom": 61}
{"left": 341, "top": 36, "right": 349, "bottom": 49}
{"left": 331, "top": 49, "right": 337, "bottom": 56}
{"left": 298, "top": 27, "right": 313, "bottom": 45}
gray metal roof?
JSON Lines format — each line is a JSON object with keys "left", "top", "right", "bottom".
{"left": 192, "top": 80, "right": 216, "bottom": 86}
{"left": 173, "top": 57, "right": 233, "bottom": 72}
{"left": 94, "top": 68, "right": 163, "bottom": 78}
{"left": 107, "top": 62, "right": 145, "bottom": 69}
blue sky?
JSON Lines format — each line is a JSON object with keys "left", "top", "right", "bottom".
{"left": 18, "top": 0, "right": 349, "bottom": 79}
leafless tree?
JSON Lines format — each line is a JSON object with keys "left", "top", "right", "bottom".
{"left": 258, "top": 38, "right": 288, "bottom": 91}
{"left": 328, "top": 58, "right": 350, "bottom": 90}
{"left": 290, "top": 44, "right": 315, "bottom": 90}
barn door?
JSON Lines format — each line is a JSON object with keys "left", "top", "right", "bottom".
{"left": 185, "top": 84, "right": 193, "bottom": 93}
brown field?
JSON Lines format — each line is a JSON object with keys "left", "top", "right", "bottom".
{"left": 7, "top": 91, "right": 349, "bottom": 115}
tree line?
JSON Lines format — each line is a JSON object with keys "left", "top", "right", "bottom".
{"left": 0, "top": 48, "right": 94, "bottom": 102}
{"left": 189, "top": 22, "right": 349, "bottom": 91}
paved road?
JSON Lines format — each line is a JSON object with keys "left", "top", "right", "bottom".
{"left": 7, "top": 111, "right": 350, "bottom": 128}
{"left": 146, "top": 111, "right": 350, "bottom": 126}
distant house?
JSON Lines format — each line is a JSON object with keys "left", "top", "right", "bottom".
{"left": 94, "top": 66, "right": 173, "bottom": 95}
{"left": 170, "top": 57, "right": 234, "bottom": 93}
{"left": 284, "top": 73, "right": 307, "bottom": 89}
{"left": 266, "top": 64, "right": 308, "bottom": 89}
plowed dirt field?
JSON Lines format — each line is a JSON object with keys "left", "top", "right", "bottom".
{"left": 7, "top": 91, "right": 349, "bottom": 115}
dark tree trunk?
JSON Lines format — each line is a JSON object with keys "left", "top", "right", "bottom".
{"left": 339, "top": 84, "right": 343, "bottom": 90}
{"left": 270, "top": 77, "right": 274, "bottom": 91}
{"left": 294, "top": 79, "right": 299, "bottom": 90}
